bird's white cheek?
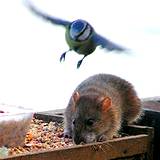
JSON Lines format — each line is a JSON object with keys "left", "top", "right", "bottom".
{"left": 78, "top": 25, "right": 92, "bottom": 41}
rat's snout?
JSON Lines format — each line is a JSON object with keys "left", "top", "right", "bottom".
{"left": 73, "top": 132, "right": 97, "bottom": 144}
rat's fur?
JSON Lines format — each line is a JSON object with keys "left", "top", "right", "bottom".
{"left": 64, "top": 74, "right": 142, "bottom": 144}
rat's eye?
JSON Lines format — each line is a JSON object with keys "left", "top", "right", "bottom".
{"left": 86, "top": 118, "right": 95, "bottom": 126}
{"left": 72, "top": 119, "right": 76, "bottom": 125}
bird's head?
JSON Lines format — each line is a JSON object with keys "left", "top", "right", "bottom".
{"left": 69, "top": 19, "right": 93, "bottom": 42}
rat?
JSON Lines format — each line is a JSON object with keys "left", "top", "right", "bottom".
{"left": 64, "top": 73, "right": 142, "bottom": 144}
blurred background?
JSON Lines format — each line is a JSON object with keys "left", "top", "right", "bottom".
{"left": 0, "top": 0, "right": 159, "bottom": 111}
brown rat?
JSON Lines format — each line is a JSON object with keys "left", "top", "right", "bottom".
{"left": 64, "top": 73, "right": 142, "bottom": 144}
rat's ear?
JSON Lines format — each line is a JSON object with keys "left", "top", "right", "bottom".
{"left": 72, "top": 91, "right": 80, "bottom": 103}
{"left": 71, "top": 91, "right": 80, "bottom": 112}
{"left": 100, "top": 97, "right": 112, "bottom": 112}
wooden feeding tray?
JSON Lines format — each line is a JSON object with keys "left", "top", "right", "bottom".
{"left": 2, "top": 109, "right": 153, "bottom": 160}
{"left": 139, "top": 97, "right": 160, "bottom": 160}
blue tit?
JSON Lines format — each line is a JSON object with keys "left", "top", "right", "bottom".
{"left": 25, "top": 1, "right": 126, "bottom": 68}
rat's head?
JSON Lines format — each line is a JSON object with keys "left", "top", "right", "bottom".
{"left": 71, "top": 91, "right": 112, "bottom": 144}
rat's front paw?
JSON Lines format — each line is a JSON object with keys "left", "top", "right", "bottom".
{"left": 97, "top": 134, "right": 107, "bottom": 142}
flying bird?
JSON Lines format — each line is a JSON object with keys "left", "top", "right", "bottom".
{"left": 25, "top": 1, "right": 126, "bottom": 68}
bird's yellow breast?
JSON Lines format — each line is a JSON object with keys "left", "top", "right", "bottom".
{"left": 65, "top": 29, "right": 97, "bottom": 55}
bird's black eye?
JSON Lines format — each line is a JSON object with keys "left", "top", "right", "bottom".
{"left": 86, "top": 118, "right": 95, "bottom": 126}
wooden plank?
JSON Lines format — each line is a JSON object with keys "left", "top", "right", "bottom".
{"left": 3, "top": 134, "right": 149, "bottom": 160}
{"left": 34, "top": 109, "right": 64, "bottom": 123}
{"left": 141, "top": 97, "right": 160, "bottom": 112}
{"left": 124, "top": 125, "right": 154, "bottom": 160}
{"left": 141, "top": 96, "right": 160, "bottom": 102}
{"left": 138, "top": 109, "right": 159, "bottom": 160}
{"left": 35, "top": 109, "right": 65, "bottom": 116}
{"left": 123, "top": 125, "right": 153, "bottom": 135}
{"left": 142, "top": 101, "right": 160, "bottom": 112}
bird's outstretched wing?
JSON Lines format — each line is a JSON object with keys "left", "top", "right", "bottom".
{"left": 24, "top": 0, "right": 70, "bottom": 27}
{"left": 93, "top": 33, "right": 125, "bottom": 52}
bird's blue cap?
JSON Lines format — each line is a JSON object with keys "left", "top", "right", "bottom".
{"left": 70, "top": 20, "right": 87, "bottom": 39}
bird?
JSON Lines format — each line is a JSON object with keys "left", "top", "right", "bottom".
{"left": 25, "top": 1, "right": 126, "bottom": 68}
